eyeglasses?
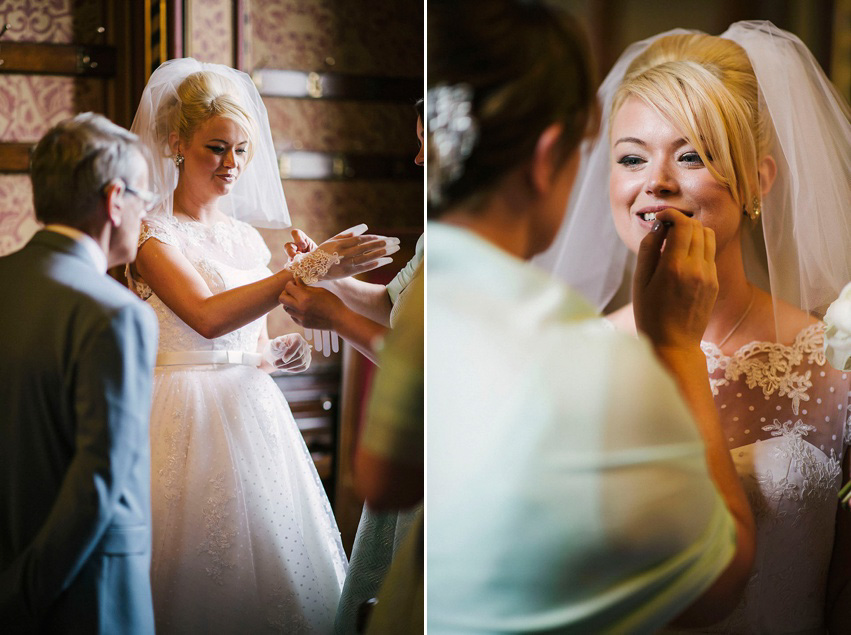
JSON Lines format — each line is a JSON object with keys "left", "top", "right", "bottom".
{"left": 124, "top": 185, "right": 159, "bottom": 213}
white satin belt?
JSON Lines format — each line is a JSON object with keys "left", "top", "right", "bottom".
{"left": 156, "top": 350, "right": 262, "bottom": 367}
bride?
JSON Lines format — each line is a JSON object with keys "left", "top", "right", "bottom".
{"left": 127, "top": 58, "right": 398, "bottom": 633}
{"left": 538, "top": 22, "right": 851, "bottom": 632}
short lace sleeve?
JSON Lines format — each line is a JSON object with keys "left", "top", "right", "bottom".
{"left": 139, "top": 216, "right": 180, "bottom": 249}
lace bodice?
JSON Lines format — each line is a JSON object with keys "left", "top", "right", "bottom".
{"left": 128, "top": 214, "right": 273, "bottom": 354}
{"left": 697, "top": 322, "right": 851, "bottom": 632}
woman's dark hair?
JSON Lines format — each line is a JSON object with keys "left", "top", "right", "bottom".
{"left": 428, "top": 0, "right": 595, "bottom": 213}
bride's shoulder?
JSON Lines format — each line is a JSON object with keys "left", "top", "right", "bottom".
{"left": 605, "top": 303, "right": 637, "bottom": 335}
{"left": 753, "top": 291, "right": 821, "bottom": 345}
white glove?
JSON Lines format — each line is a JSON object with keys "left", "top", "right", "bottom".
{"left": 286, "top": 224, "right": 400, "bottom": 284}
{"left": 263, "top": 333, "right": 312, "bottom": 373}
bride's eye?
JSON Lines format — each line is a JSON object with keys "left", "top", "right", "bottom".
{"left": 207, "top": 145, "right": 226, "bottom": 154}
{"left": 680, "top": 151, "right": 706, "bottom": 166}
{"left": 616, "top": 155, "right": 644, "bottom": 167}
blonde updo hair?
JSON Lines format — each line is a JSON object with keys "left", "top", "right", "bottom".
{"left": 168, "top": 71, "right": 258, "bottom": 163}
{"left": 612, "top": 34, "right": 770, "bottom": 217}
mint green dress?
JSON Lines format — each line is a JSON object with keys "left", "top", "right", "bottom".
{"left": 427, "top": 222, "right": 737, "bottom": 634}
{"left": 334, "top": 235, "right": 424, "bottom": 635}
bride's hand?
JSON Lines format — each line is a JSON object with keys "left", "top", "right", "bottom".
{"left": 314, "top": 224, "right": 400, "bottom": 281}
{"left": 633, "top": 208, "right": 718, "bottom": 351}
{"left": 263, "top": 333, "right": 312, "bottom": 373}
{"left": 284, "top": 229, "right": 318, "bottom": 259}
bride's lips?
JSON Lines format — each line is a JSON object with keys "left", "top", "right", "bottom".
{"left": 216, "top": 173, "right": 237, "bottom": 183}
{"left": 634, "top": 205, "right": 693, "bottom": 229}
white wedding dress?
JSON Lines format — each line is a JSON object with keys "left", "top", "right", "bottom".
{"left": 674, "top": 322, "right": 851, "bottom": 633}
{"left": 129, "top": 214, "right": 347, "bottom": 634}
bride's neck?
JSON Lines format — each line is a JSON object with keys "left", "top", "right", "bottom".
{"left": 610, "top": 242, "right": 757, "bottom": 342}
{"left": 172, "top": 179, "right": 220, "bottom": 224}
{"left": 702, "top": 244, "right": 754, "bottom": 344}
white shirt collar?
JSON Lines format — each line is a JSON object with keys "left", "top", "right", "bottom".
{"left": 43, "top": 224, "right": 108, "bottom": 274}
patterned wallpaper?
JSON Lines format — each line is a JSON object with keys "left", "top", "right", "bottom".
{"left": 1, "top": 0, "right": 104, "bottom": 44}
{"left": 0, "top": 76, "right": 102, "bottom": 141}
{"left": 186, "top": 0, "right": 234, "bottom": 66}
{"left": 266, "top": 99, "right": 419, "bottom": 155}
{"left": 241, "top": 0, "right": 423, "bottom": 342}
{"left": 0, "top": 0, "right": 106, "bottom": 256}
{"left": 245, "top": 0, "right": 423, "bottom": 76}
{"left": 0, "top": 176, "right": 40, "bottom": 256}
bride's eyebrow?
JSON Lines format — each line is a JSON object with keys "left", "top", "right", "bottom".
{"left": 614, "top": 137, "right": 689, "bottom": 149}
{"left": 206, "top": 138, "right": 249, "bottom": 145}
{"left": 614, "top": 136, "right": 645, "bottom": 146}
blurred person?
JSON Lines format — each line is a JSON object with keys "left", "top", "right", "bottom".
{"left": 0, "top": 113, "right": 158, "bottom": 634}
{"left": 128, "top": 58, "right": 398, "bottom": 634}
{"left": 357, "top": 269, "right": 424, "bottom": 634}
{"left": 279, "top": 99, "right": 424, "bottom": 634}
{"left": 427, "top": 1, "right": 757, "bottom": 632}
{"left": 540, "top": 22, "right": 851, "bottom": 632}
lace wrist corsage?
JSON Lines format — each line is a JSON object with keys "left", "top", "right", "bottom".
{"left": 286, "top": 249, "right": 341, "bottom": 285}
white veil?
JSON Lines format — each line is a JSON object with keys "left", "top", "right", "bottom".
{"left": 131, "top": 58, "right": 290, "bottom": 229}
{"left": 536, "top": 21, "right": 851, "bottom": 325}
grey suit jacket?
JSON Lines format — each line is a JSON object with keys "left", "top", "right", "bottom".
{"left": 0, "top": 230, "right": 158, "bottom": 634}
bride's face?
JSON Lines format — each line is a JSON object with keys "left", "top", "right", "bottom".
{"left": 179, "top": 115, "right": 249, "bottom": 199}
{"left": 608, "top": 97, "right": 742, "bottom": 257}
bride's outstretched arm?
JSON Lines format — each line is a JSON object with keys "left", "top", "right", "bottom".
{"left": 136, "top": 238, "right": 294, "bottom": 339}
{"left": 634, "top": 209, "right": 756, "bottom": 627}
{"left": 135, "top": 230, "right": 394, "bottom": 339}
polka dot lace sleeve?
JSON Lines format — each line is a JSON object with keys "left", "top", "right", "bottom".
{"left": 702, "top": 323, "right": 851, "bottom": 454}
{"left": 693, "top": 322, "right": 851, "bottom": 633}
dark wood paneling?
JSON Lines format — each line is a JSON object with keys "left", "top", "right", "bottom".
{"left": 279, "top": 151, "right": 421, "bottom": 181}
{"left": 0, "top": 42, "right": 115, "bottom": 77}
{"left": 253, "top": 69, "right": 421, "bottom": 102}
{"left": 0, "top": 143, "right": 32, "bottom": 174}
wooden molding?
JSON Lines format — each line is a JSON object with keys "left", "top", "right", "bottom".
{"left": 279, "top": 151, "right": 420, "bottom": 181}
{"left": 0, "top": 42, "right": 116, "bottom": 77}
{"left": 253, "top": 68, "right": 421, "bottom": 102}
{"left": 0, "top": 143, "right": 32, "bottom": 173}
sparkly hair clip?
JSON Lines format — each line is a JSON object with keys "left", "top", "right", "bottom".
{"left": 427, "top": 83, "right": 479, "bottom": 206}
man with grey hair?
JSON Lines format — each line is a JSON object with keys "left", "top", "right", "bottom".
{"left": 0, "top": 113, "right": 158, "bottom": 634}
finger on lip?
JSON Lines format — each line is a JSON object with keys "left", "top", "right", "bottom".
{"left": 654, "top": 208, "right": 691, "bottom": 226}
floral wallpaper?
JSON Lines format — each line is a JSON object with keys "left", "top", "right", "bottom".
{"left": 187, "top": 0, "right": 234, "bottom": 66}
{"left": 1, "top": 0, "right": 105, "bottom": 44}
{"left": 245, "top": 0, "right": 423, "bottom": 77}
{"left": 0, "top": 76, "right": 102, "bottom": 141}
{"left": 0, "top": 1, "right": 106, "bottom": 256}
{"left": 266, "top": 99, "right": 420, "bottom": 155}
{"left": 0, "top": 176, "right": 37, "bottom": 257}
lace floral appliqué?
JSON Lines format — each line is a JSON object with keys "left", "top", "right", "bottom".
{"left": 197, "top": 473, "right": 237, "bottom": 584}
{"left": 702, "top": 323, "right": 824, "bottom": 414}
{"left": 753, "top": 418, "right": 841, "bottom": 527}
